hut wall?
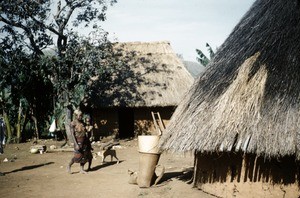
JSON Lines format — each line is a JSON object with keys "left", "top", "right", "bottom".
{"left": 194, "top": 152, "right": 299, "bottom": 198}
{"left": 93, "top": 108, "right": 118, "bottom": 140}
{"left": 134, "top": 106, "right": 175, "bottom": 136}
{"left": 92, "top": 106, "right": 175, "bottom": 139}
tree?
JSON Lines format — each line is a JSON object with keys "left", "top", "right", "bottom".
{"left": 0, "top": 0, "right": 117, "bottom": 144}
{"left": 196, "top": 43, "right": 215, "bottom": 66}
{"left": 0, "top": 41, "right": 49, "bottom": 143}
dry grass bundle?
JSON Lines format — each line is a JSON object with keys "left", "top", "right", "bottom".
{"left": 160, "top": 0, "right": 300, "bottom": 159}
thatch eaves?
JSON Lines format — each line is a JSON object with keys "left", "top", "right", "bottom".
{"left": 159, "top": 0, "right": 300, "bottom": 159}
{"left": 87, "top": 41, "right": 194, "bottom": 108}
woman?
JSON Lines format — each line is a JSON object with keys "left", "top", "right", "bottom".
{"left": 67, "top": 110, "right": 93, "bottom": 174}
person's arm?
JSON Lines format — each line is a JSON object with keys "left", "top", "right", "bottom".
{"left": 70, "top": 122, "right": 79, "bottom": 150}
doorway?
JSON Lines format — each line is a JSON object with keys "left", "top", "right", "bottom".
{"left": 118, "top": 108, "right": 134, "bottom": 139}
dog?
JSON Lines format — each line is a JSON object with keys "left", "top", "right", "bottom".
{"left": 97, "top": 149, "right": 119, "bottom": 164}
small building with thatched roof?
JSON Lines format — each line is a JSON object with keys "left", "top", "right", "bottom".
{"left": 85, "top": 41, "right": 193, "bottom": 139}
{"left": 160, "top": 0, "right": 300, "bottom": 197}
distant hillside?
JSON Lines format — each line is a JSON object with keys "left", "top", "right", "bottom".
{"left": 183, "top": 60, "right": 206, "bottom": 78}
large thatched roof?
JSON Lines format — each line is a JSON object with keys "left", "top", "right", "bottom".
{"left": 160, "top": 0, "right": 300, "bottom": 159}
{"left": 87, "top": 41, "right": 194, "bottom": 108}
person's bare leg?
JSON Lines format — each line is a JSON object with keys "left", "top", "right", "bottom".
{"left": 80, "top": 163, "right": 87, "bottom": 174}
{"left": 67, "top": 158, "right": 75, "bottom": 174}
{"left": 87, "top": 158, "right": 92, "bottom": 171}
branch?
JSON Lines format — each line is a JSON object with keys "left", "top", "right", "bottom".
{"left": 29, "top": 14, "right": 61, "bottom": 36}
{"left": 54, "top": 0, "right": 62, "bottom": 20}
{"left": 65, "top": 0, "right": 72, "bottom": 5}
{"left": 54, "top": 1, "right": 69, "bottom": 26}
{"left": 60, "top": 0, "right": 89, "bottom": 30}
{"left": 60, "top": 6, "right": 75, "bottom": 30}
{"left": 0, "top": 16, "right": 42, "bottom": 55}
{"left": 0, "top": 15, "right": 27, "bottom": 31}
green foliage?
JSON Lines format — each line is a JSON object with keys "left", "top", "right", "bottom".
{"left": 0, "top": 0, "right": 117, "bottom": 142}
{"left": 0, "top": 44, "right": 54, "bottom": 141}
{"left": 196, "top": 43, "right": 215, "bottom": 67}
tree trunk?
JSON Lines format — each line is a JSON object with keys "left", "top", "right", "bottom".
{"left": 3, "top": 111, "right": 12, "bottom": 144}
{"left": 31, "top": 115, "right": 39, "bottom": 140}
{"left": 16, "top": 101, "right": 22, "bottom": 143}
{"left": 21, "top": 113, "right": 28, "bottom": 142}
{"left": 64, "top": 105, "right": 73, "bottom": 146}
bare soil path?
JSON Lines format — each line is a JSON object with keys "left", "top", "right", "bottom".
{"left": 0, "top": 139, "right": 214, "bottom": 198}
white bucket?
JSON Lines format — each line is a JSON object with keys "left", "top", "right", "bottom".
{"left": 138, "top": 135, "right": 161, "bottom": 154}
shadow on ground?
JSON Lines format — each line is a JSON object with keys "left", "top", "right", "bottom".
{"left": 3, "top": 162, "right": 54, "bottom": 175}
{"left": 157, "top": 167, "right": 194, "bottom": 185}
{"left": 90, "top": 160, "right": 124, "bottom": 172}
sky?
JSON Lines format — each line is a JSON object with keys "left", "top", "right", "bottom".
{"left": 101, "top": 0, "right": 256, "bottom": 62}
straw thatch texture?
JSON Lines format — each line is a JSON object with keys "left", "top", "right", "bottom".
{"left": 160, "top": 0, "right": 300, "bottom": 159}
{"left": 87, "top": 41, "right": 194, "bottom": 108}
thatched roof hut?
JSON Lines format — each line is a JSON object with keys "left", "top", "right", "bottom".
{"left": 88, "top": 41, "right": 193, "bottom": 108}
{"left": 86, "top": 41, "right": 193, "bottom": 138}
{"left": 159, "top": 0, "right": 300, "bottom": 197}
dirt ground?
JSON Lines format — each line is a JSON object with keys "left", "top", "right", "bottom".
{"left": 0, "top": 139, "right": 214, "bottom": 198}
